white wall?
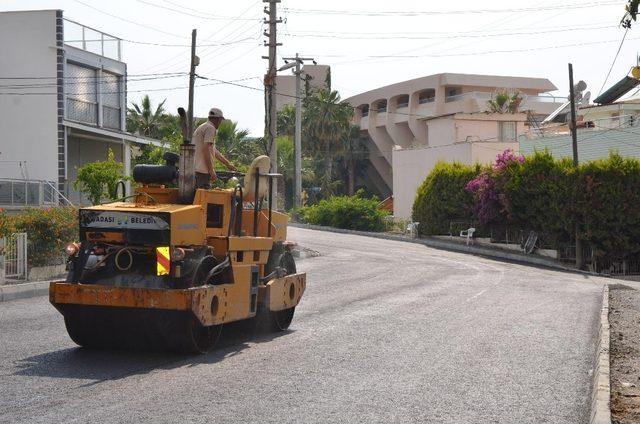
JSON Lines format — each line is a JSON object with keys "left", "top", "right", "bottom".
{"left": 0, "top": 10, "right": 58, "bottom": 181}
{"left": 392, "top": 143, "right": 471, "bottom": 219}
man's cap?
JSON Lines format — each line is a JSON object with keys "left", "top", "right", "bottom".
{"left": 208, "top": 107, "right": 224, "bottom": 119}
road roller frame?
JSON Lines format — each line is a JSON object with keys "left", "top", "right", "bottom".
{"left": 50, "top": 163, "right": 306, "bottom": 353}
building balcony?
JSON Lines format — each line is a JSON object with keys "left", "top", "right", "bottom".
{"left": 392, "top": 106, "right": 409, "bottom": 124}
{"left": 64, "top": 19, "right": 122, "bottom": 61}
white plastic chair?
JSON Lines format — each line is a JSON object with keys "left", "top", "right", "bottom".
{"left": 460, "top": 227, "right": 476, "bottom": 245}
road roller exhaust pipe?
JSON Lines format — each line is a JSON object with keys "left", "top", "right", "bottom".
{"left": 177, "top": 106, "right": 196, "bottom": 204}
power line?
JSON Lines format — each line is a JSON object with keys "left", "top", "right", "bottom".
{"left": 283, "top": 1, "right": 619, "bottom": 17}
{"left": 282, "top": 25, "right": 616, "bottom": 41}
{"left": 134, "top": 0, "right": 262, "bottom": 21}
{"left": 597, "top": 28, "right": 630, "bottom": 98}
{"left": 71, "top": 0, "right": 185, "bottom": 39}
{"left": 307, "top": 37, "right": 640, "bottom": 61}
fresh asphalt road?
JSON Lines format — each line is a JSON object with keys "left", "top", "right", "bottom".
{"left": 0, "top": 228, "right": 616, "bottom": 423}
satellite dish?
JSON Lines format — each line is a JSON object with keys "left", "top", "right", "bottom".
{"left": 581, "top": 91, "right": 591, "bottom": 107}
{"left": 243, "top": 155, "right": 271, "bottom": 202}
{"left": 632, "top": 66, "right": 640, "bottom": 80}
{"left": 576, "top": 80, "right": 587, "bottom": 92}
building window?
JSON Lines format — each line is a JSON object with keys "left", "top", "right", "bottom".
{"left": 376, "top": 100, "right": 387, "bottom": 113}
{"left": 396, "top": 95, "right": 409, "bottom": 108}
{"left": 418, "top": 89, "right": 435, "bottom": 104}
{"left": 445, "top": 86, "right": 462, "bottom": 102}
{"left": 65, "top": 63, "right": 98, "bottom": 125}
{"left": 499, "top": 122, "right": 517, "bottom": 141}
{"left": 101, "top": 72, "right": 121, "bottom": 130}
{"left": 360, "top": 104, "right": 369, "bottom": 117}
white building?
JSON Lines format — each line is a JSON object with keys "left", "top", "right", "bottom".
{"left": 0, "top": 10, "right": 159, "bottom": 208}
{"left": 344, "top": 73, "right": 564, "bottom": 218}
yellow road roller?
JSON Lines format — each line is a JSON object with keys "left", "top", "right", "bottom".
{"left": 49, "top": 152, "right": 306, "bottom": 353}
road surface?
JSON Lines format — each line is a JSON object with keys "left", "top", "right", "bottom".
{"left": 0, "top": 228, "right": 612, "bottom": 423}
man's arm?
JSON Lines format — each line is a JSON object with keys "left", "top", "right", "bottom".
{"left": 213, "top": 148, "right": 237, "bottom": 171}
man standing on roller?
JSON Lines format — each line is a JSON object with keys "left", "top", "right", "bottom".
{"left": 194, "top": 107, "right": 237, "bottom": 189}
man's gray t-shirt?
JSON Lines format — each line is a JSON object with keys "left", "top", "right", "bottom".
{"left": 193, "top": 120, "right": 216, "bottom": 174}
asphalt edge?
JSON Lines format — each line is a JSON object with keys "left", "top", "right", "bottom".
{"left": 0, "top": 281, "right": 50, "bottom": 303}
{"left": 290, "top": 222, "right": 582, "bottom": 274}
{"left": 589, "top": 284, "right": 611, "bottom": 424}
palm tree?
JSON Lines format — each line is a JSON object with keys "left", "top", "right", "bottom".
{"left": 303, "top": 89, "right": 353, "bottom": 195}
{"left": 215, "top": 120, "right": 260, "bottom": 166}
{"left": 487, "top": 90, "right": 522, "bottom": 114}
{"left": 277, "top": 105, "right": 296, "bottom": 138}
{"left": 341, "top": 125, "right": 369, "bottom": 196}
{"left": 126, "top": 95, "right": 167, "bottom": 138}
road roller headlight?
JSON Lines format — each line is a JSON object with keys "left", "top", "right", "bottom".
{"left": 65, "top": 242, "right": 80, "bottom": 257}
{"left": 172, "top": 247, "right": 186, "bottom": 261}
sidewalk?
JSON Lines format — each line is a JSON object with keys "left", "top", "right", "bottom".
{"left": 0, "top": 280, "right": 52, "bottom": 303}
{"left": 290, "top": 222, "right": 585, "bottom": 274}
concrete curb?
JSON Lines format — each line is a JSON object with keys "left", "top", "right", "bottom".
{"left": 0, "top": 281, "right": 51, "bottom": 303}
{"left": 290, "top": 222, "right": 582, "bottom": 273}
{"left": 589, "top": 285, "right": 611, "bottom": 424}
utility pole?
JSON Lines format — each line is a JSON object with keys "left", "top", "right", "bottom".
{"left": 281, "top": 54, "right": 316, "bottom": 209}
{"left": 187, "top": 29, "right": 198, "bottom": 139}
{"left": 568, "top": 63, "right": 583, "bottom": 269}
{"left": 263, "top": 0, "right": 281, "bottom": 208}
{"left": 178, "top": 29, "right": 198, "bottom": 203}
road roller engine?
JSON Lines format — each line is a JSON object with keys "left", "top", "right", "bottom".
{"left": 49, "top": 152, "right": 306, "bottom": 353}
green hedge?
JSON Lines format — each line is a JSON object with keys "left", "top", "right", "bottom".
{"left": 8, "top": 207, "right": 78, "bottom": 267}
{"left": 412, "top": 162, "right": 481, "bottom": 236}
{"left": 301, "top": 193, "right": 389, "bottom": 231}
{"left": 412, "top": 151, "right": 640, "bottom": 262}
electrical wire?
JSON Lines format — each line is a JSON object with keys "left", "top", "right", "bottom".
{"left": 282, "top": 25, "right": 615, "bottom": 41}
{"left": 283, "top": 1, "right": 619, "bottom": 17}
{"left": 71, "top": 0, "right": 185, "bottom": 39}
{"left": 596, "top": 28, "right": 630, "bottom": 98}
{"left": 134, "top": 0, "right": 262, "bottom": 21}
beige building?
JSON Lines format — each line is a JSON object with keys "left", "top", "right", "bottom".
{"left": 276, "top": 64, "right": 330, "bottom": 111}
{"left": 344, "top": 73, "right": 564, "bottom": 218}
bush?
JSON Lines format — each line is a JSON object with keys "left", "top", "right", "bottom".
{"left": 0, "top": 209, "right": 12, "bottom": 238}
{"left": 576, "top": 153, "right": 640, "bottom": 260}
{"left": 74, "top": 148, "right": 126, "bottom": 205}
{"left": 412, "top": 162, "right": 481, "bottom": 235}
{"left": 300, "top": 192, "right": 389, "bottom": 231}
{"left": 11, "top": 207, "right": 78, "bottom": 267}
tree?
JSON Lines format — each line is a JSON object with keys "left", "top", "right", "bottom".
{"left": 74, "top": 148, "right": 126, "bottom": 205}
{"left": 487, "top": 90, "right": 522, "bottom": 114}
{"left": 277, "top": 105, "right": 296, "bottom": 138}
{"left": 339, "top": 125, "right": 369, "bottom": 195}
{"left": 215, "top": 120, "right": 260, "bottom": 167}
{"left": 622, "top": 0, "right": 640, "bottom": 27}
{"left": 303, "top": 89, "right": 353, "bottom": 195}
{"left": 126, "top": 95, "right": 167, "bottom": 138}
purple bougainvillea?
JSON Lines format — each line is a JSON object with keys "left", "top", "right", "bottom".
{"left": 466, "top": 149, "right": 525, "bottom": 224}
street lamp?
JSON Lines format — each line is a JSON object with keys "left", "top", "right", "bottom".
{"left": 279, "top": 53, "right": 315, "bottom": 209}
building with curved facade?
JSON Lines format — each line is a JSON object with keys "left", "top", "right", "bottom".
{"left": 344, "top": 73, "right": 564, "bottom": 218}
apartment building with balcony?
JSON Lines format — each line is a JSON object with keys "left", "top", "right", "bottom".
{"left": 344, "top": 73, "right": 564, "bottom": 218}
{"left": 0, "top": 10, "right": 159, "bottom": 207}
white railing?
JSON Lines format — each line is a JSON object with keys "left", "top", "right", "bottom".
{"left": 3, "top": 233, "right": 27, "bottom": 281}
{"left": 445, "top": 91, "right": 492, "bottom": 103}
{"left": 64, "top": 19, "right": 122, "bottom": 61}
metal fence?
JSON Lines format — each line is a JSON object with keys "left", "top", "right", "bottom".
{"left": 3, "top": 233, "right": 27, "bottom": 281}
{"left": 0, "top": 179, "right": 72, "bottom": 207}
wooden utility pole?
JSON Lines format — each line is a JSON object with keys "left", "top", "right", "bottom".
{"left": 187, "top": 29, "right": 198, "bottom": 140}
{"left": 178, "top": 29, "right": 198, "bottom": 204}
{"left": 568, "top": 63, "right": 583, "bottom": 269}
{"left": 263, "top": 0, "right": 281, "bottom": 208}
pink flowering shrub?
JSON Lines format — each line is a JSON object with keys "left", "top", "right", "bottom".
{"left": 465, "top": 149, "right": 524, "bottom": 225}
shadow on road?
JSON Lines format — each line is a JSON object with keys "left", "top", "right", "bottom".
{"left": 12, "top": 323, "right": 293, "bottom": 384}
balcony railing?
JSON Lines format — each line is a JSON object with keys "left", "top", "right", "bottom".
{"left": 418, "top": 97, "right": 435, "bottom": 104}
{"left": 66, "top": 98, "right": 97, "bottom": 125}
{"left": 64, "top": 19, "right": 122, "bottom": 61}
{"left": 103, "top": 106, "right": 122, "bottom": 130}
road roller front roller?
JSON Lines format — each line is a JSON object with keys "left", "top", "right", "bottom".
{"left": 50, "top": 154, "right": 306, "bottom": 353}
